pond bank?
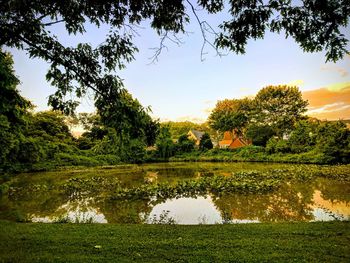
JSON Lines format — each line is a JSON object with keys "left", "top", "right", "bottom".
{"left": 1, "top": 220, "right": 349, "bottom": 262}
{"left": 1, "top": 147, "right": 347, "bottom": 174}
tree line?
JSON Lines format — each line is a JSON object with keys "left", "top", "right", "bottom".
{"left": 208, "top": 85, "right": 350, "bottom": 163}
{"left": 1, "top": 49, "right": 349, "bottom": 172}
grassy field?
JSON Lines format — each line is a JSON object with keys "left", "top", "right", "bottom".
{"left": 0, "top": 221, "right": 349, "bottom": 262}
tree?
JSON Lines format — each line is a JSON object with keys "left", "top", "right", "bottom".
{"left": 253, "top": 85, "right": 308, "bottom": 137}
{"left": 208, "top": 98, "right": 253, "bottom": 135}
{"left": 315, "top": 121, "right": 350, "bottom": 163}
{"left": 27, "top": 111, "right": 73, "bottom": 141}
{"left": 162, "top": 121, "right": 209, "bottom": 140}
{"left": 199, "top": 133, "right": 213, "bottom": 151}
{"left": 0, "top": 50, "right": 32, "bottom": 165}
{"left": 1, "top": 0, "right": 349, "bottom": 116}
{"left": 78, "top": 113, "right": 107, "bottom": 143}
{"left": 96, "top": 90, "right": 159, "bottom": 147}
{"left": 246, "top": 124, "right": 275, "bottom": 147}
{"left": 176, "top": 134, "right": 195, "bottom": 153}
{"left": 155, "top": 127, "right": 174, "bottom": 159}
{"left": 288, "top": 119, "right": 319, "bottom": 153}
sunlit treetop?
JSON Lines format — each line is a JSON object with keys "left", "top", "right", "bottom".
{"left": 1, "top": 0, "right": 349, "bottom": 116}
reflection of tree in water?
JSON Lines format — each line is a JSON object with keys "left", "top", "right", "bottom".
{"left": 212, "top": 181, "right": 318, "bottom": 222}
{"left": 0, "top": 190, "right": 71, "bottom": 221}
{"left": 96, "top": 199, "right": 153, "bottom": 224}
{"left": 314, "top": 178, "right": 350, "bottom": 204}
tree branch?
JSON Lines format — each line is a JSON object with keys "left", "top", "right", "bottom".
{"left": 43, "top": 19, "right": 65, "bottom": 26}
{"left": 16, "top": 34, "right": 104, "bottom": 98}
{"left": 186, "top": 0, "right": 225, "bottom": 61}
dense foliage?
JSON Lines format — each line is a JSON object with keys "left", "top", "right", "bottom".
{"left": 161, "top": 121, "right": 209, "bottom": 140}
{"left": 209, "top": 85, "right": 308, "bottom": 138}
{"left": 254, "top": 86, "right": 309, "bottom": 137}
{"left": 208, "top": 98, "right": 253, "bottom": 135}
{"left": 199, "top": 133, "right": 214, "bottom": 151}
{"left": 0, "top": 51, "right": 159, "bottom": 170}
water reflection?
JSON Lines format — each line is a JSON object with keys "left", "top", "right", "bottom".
{"left": 311, "top": 190, "right": 350, "bottom": 221}
{"left": 31, "top": 198, "right": 107, "bottom": 223}
{"left": 0, "top": 163, "right": 349, "bottom": 224}
{"left": 145, "top": 196, "right": 222, "bottom": 224}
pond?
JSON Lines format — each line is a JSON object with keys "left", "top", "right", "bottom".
{"left": 0, "top": 162, "right": 349, "bottom": 224}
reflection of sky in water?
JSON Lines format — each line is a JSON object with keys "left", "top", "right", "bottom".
{"left": 310, "top": 190, "right": 350, "bottom": 221}
{"left": 144, "top": 189, "right": 350, "bottom": 224}
{"left": 311, "top": 208, "right": 344, "bottom": 221}
{"left": 145, "top": 196, "right": 222, "bottom": 224}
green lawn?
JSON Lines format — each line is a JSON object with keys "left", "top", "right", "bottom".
{"left": 1, "top": 221, "right": 349, "bottom": 262}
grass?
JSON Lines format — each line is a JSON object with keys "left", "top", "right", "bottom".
{"left": 0, "top": 220, "right": 349, "bottom": 262}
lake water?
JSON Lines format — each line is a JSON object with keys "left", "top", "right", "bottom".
{"left": 1, "top": 162, "right": 349, "bottom": 224}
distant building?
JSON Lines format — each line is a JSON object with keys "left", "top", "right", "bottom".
{"left": 219, "top": 131, "right": 251, "bottom": 149}
{"left": 187, "top": 129, "right": 205, "bottom": 146}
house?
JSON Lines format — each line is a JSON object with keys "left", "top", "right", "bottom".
{"left": 219, "top": 131, "right": 251, "bottom": 149}
{"left": 187, "top": 129, "right": 205, "bottom": 146}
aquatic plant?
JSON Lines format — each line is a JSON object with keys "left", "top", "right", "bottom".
{"left": 148, "top": 210, "right": 177, "bottom": 225}
{"left": 61, "top": 176, "right": 121, "bottom": 197}
{"left": 110, "top": 174, "right": 281, "bottom": 201}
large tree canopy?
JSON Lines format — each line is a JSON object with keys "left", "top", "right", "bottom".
{"left": 1, "top": 0, "right": 349, "bottom": 116}
{"left": 254, "top": 85, "right": 308, "bottom": 136}
{"left": 208, "top": 85, "right": 308, "bottom": 138}
{"left": 208, "top": 98, "right": 253, "bottom": 135}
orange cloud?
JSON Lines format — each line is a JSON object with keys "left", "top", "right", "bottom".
{"left": 303, "top": 83, "right": 350, "bottom": 120}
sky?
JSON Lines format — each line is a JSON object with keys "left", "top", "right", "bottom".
{"left": 6, "top": 3, "right": 350, "bottom": 123}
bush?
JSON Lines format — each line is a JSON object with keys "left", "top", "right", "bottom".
{"left": 236, "top": 145, "right": 265, "bottom": 157}
{"left": 16, "top": 137, "right": 46, "bottom": 163}
{"left": 94, "top": 154, "right": 121, "bottom": 165}
{"left": 175, "top": 134, "right": 195, "bottom": 153}
{"left": 266, "top": 138, "right": 290, "bottom": 154}
{"left": 54, "top": 153, "right": 100, "bottom": 166}
{"left": 122, "top": 139, "right": 147, "bottom": 163}
{"left": 199, "top": 133, "right": 213, "bottom": 151}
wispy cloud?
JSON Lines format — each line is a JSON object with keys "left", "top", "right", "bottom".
{"left": 303, "top": 82, "right": 350, "bottom": 120}
{"left": 321, "top": 65, "right": 349, "bottom": 77}
{"left": 307, "top": 102, "right": 350, "bottom": 114}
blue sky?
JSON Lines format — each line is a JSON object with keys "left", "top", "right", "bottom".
{"left": 6, "top": 5, "right": 350, "bottom": 122}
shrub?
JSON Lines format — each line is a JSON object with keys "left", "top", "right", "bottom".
{"left": 199, "top": 133, "right": 213, "bottom": 151}
{"left": 266, "top": 138, "right": 290, "bottom": 154}
{"left": 54, "top": 153, "right": 100, "bottom": 166}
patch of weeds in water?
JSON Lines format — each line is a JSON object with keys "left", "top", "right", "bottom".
{"left": 197, "top": 215, "right": 208, "bottom": 225}
{"left": 315, "top": 165, "right": 350, "bottom": 181}
{"left": 52, "top": 215, "right": 95, "bottom": 224}
{"left": 8, "top": 183, "right": 51, "bottom": 198}
{"left": 111, "top": 174, "right": 281, "bottom": 201}
{"left": 232, "top": 166, "right": 350, "bottom": 182}
{"left": 53, "top": 215, "right": 71, "bottom": 224}
{"left": 148, "top": 210, "right": 177, "bottom": 225}
{"left": 61, "top": 176, "right": 121, "bottom": 197}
